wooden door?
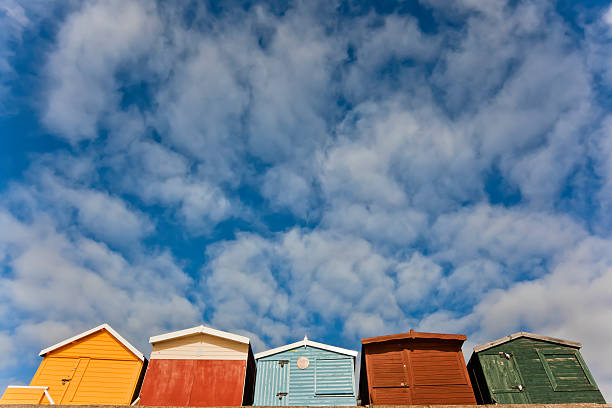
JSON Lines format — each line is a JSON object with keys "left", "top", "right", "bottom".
{"left": 256, "top": 360, "right": 290, "bottom": 406}
{"left": 30, "top": 357, "right": 81, "bottom": 404}
{"left": 68, "top": 358, "right": 142, "bottom": 405}
{"left": 480, "top": 353, "right": 529, "bottom": 403}
{"left": 60, "top": 358, "right": 90, "bottom": 403}
{"left": 367, "top": 344, "right": 411, "bottom": 404}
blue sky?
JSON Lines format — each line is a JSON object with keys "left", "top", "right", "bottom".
{"left": 2, "top": 0, "right": 612, "bottom": 400}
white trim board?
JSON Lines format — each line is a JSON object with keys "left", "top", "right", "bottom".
{"left": 38, "top": 323, "right": 145, "bottom": 361}
{"left": 473, "top": 331, "right": 582, "bottom": 353}
{"left": 6, "top": 385, "right": 55, "bottom": 404}
{"left": 149, "top": 325, "right": 250, "bottom": 345}
{"left": 255, "top": 337, "right": 358, "bottom": 359}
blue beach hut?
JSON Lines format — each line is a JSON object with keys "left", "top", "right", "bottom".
{"left": 253, "top": 336, "right": 358, "bottom": 406}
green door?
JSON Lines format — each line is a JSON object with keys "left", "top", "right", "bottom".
{"left": 480, "top": 353, "right": 530, "bottom": 403}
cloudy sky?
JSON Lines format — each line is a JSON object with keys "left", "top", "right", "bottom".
{"left": 1, "top": 0, "right": 612, "bottom": 400}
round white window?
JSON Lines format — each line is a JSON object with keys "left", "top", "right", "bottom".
{"left": 297, "top": 357, "right": 309, "bottom": 369}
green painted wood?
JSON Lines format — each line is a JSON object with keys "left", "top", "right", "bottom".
{"left": 479, "top": 354, "right": 529, "bottom": 404}
{"left": 468, "top": 337, "right": 606, "bottom": 404}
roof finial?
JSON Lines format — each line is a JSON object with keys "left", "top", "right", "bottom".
{"left": 304, "top": 334, "right": 308, "bottom": 341}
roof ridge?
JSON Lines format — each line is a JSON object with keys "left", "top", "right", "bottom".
{"left": 149, "top": 324, "right": 250, "bottom": 345}
{"left": 473, "top": 331, "right": 582, "bottom": 352}
{"left": 255, "top": 338, "right": 358, "bottom": 359}
{"left": 38, "top": 323, "right": 145, "bottom": 361}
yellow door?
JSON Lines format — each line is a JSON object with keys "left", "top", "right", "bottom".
{"left": 30, "top": 357, "right": 81, "bottom": 404}
{"left": 69, "top": 359, "right": 142, "bottom": 405}
{"left": 61, "top": 358, "right": 90, "bottom": 403}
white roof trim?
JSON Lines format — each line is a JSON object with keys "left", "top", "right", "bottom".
{"left": 255, "top": 337, "right": 358, "bottom": 359}
{"left": 474, "top": 331, "right": 582, "bottom": 353}
{"left": 39, "top": 323, "right": 145, "bottom": 361}
{"left": 149, "top": 325, "right": 250, "bottom": 345}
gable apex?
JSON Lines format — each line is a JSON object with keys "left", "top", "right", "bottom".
{"left": 38, "top": 323, "right": 145, "bottom": 361}
{"left": 473, "top": 331, "right": 582, "bottom": 353}
{"left": 149, "top": 324, "right": 250, "bottom": 345}
{"left": 255, "top": 338, "right": 358, "bottom": 359}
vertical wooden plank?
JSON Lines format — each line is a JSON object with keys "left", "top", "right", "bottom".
{"left": 61, "top": 358, "right": 90, "bottom": 403}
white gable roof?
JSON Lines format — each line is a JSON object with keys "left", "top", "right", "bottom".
{"left": 473, "top": 331, "right": 582, "bottom": 353}
{"left": 149, "top": 325, "right": 250, "bottom": 345}
{"left": 39, "top": 323, "right": 145, "bottom": 361}
{"left": 255, "top": 336, "right": 358, "bottom": 359}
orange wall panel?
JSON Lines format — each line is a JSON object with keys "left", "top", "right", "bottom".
{"left": 48, "top": 330, "right": 138, "bottom": 361}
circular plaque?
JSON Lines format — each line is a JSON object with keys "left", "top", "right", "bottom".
{"left": 297, "top": 357, "right": 309, "bottom": 369}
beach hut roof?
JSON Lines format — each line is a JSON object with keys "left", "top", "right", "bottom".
{"left": 473, "top": 331, "right": 581, "bottom": 353}
{"left": 149, "top": 325, "right": 250, "bottom": 345}
{"left": 255, "top": 336, "right": 358, "bottom": 359}
{"left": 361, "top": 329, "right": 466, "bottom": 344}
{"left": 39, "top": 323, "right": 145, "bottom": 361}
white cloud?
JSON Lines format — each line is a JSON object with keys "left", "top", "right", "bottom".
{"left": 261, "top": 166, "right": 316, "bottom": 216}
{"left": 604, "top": 4, "right": 612, "bottom": 27}
{"left": 0, "top": 332, "right": 16, "bottom": 371}
{"left": 43, "top": 0, "right": 161, "bottom": 141}
{"left": 454, "top": 237, "right": 612, "bottom": 401}
{"left": 0, "top": 0, "right": 29, "bottom": 113}
{"left": 6, "top": 0, "right": 612, "bottom": 400}
{"left": 0, "top": 206, "right": 202, "bottom": 366}
{"left": 5, "top": 165, "right": 154, "bottom": 247}
{"left": 430, "top": 204, "right": 586, "bottom": 269}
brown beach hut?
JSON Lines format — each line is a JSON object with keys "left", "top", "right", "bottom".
{"left": 359, "top": 330, "right": 477, "bottom": 405}
{"left": 138, "top": 325, "right": 256, "bottom": 407}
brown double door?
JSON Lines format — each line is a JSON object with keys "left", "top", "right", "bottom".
{"left": 367, "top": 344, "right": 412, "bottom": 404}
{"left": 365, "top": 341, "right": 476, "bottom": 405}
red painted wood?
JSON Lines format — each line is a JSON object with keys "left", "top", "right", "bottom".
{"left": 139, "top": 359, "right": 247, "bottom": 407}
{"left": 189, "top": 360, "right": 246, "bottom": 406}
{"left": 139, "top": 359, "right": 195, "bottom": 407}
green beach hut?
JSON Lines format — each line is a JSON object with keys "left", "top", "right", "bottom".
{"left": 467, "top": 331, "right": 606, "bottom": 404}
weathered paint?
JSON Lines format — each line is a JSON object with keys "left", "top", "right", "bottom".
{"left": 360, "top": 331, "right": 477, "bottom": 406}
{"left": 139, "top": 359, "right": 247, "bottom": 406}
{"left": 139, "top": 327, "right": 256, "bottom": 407}
{"left": 0, "top": 327, "right": 145, "bottom": 406}
{"left": 254, "top": 345, "right": 356, "bottom": 406}
{"left": 468, "top": 336, "right": 606, "bottom": 404}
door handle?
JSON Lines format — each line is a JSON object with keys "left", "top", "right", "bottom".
{"left": 61, "top": 378, "right": 71, "bottom": 384}
{"left": 511, "top": 385, "right": 525, "bottom": 391}
{"left": 276, "top": 392, "right": 288, "bottom": 400}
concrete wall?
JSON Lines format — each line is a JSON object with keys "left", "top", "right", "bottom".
{"left": 1, "top": 404, "right": 611, "bottom": 408}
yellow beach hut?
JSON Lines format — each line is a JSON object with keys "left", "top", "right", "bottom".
{"left": 0, "top": 323, "right": 146, "bottom": 405}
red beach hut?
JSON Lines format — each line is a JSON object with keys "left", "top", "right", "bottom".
{"left": 139, "top": 325, "right": 256, "bottom": 407}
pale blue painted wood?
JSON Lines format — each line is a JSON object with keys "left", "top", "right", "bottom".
{"left": 254, "top": 345, "right": 356, "bottom": 406}
{"left": 254, "top": 360, "right": 290, "bottom": 406}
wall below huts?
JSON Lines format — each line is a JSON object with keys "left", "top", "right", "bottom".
{"left": 0, "top": 404, "right": 611, "bottom": 408}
